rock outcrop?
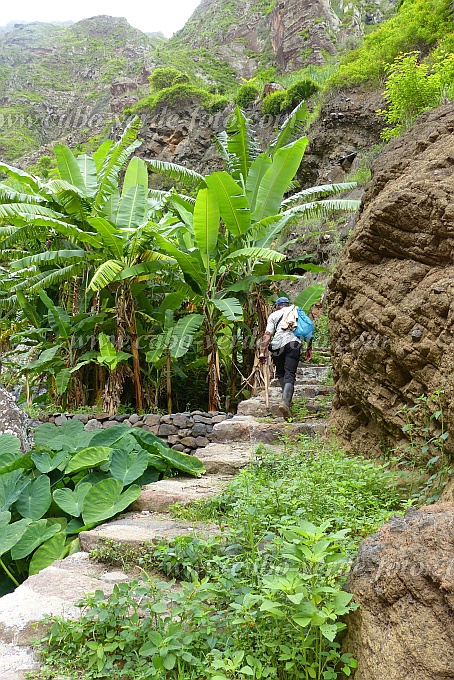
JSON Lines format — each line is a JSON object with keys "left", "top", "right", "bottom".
{"left": 177, "top": 0, "right": 397, "bottom": 74}
{"left": 328, "top": 103, "right": 454, "bottom": 458}
{"left": 0, "top": 387, "right": 30, "bottom": 451}
{"left": 344, "top": 504, "right": 454, "bottom": 679}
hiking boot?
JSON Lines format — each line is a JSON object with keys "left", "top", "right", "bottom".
{"left": 278, "top": 383, "right": 294, "bottom": 421}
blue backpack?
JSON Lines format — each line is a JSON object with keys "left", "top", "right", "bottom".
{"left": 293, "top": 307, "right": 314, "bottom": 342}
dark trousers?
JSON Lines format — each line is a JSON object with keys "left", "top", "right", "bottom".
{"left": 270, "top": 341, "right": 301, "bottom": 385}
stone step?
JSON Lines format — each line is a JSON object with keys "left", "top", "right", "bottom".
{"left": 211, "top": 415, "right": 328, "bottom": 444}
{"left": 268, "top": 382, "right": 334, "bottom": 397}
{"left": 238, "top": 385, "right": 333, "bottom": 418}
{"left": 79, "top": 513, "right": 220, "bottom": 552}
{"left": 0, "top": 642, "right": 39, "bottom": 680}
{"left": 0, "top": 553, "right": 130, "bottom": 646}
{"left": 195, "top": 442, "right": 282, "bottom": 474}
{"left": 295, "top": 364, "right": 332, "bottom": 383}
{"left": 129, "top": 474, "right": 233, "bottom": 513}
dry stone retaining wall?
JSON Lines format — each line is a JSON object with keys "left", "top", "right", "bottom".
{"left": 31, "top": 411, "right": 228, "bottom": 453}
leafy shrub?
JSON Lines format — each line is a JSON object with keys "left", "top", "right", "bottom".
{"left": 0, "top": 423, "right": 205, "bottom": 592}
{"left": 149, "top": 66, "right": 190, "bottom": 91}
{"left": 234, "top": 83, "right": 260, "bottom": 108}
{"left": 131, "top": 84, "right": 229, "bottom": 115}
{"left": 261, "top": 89, "right": 287, "bottom": 115}
{"left": 380, "top": 51, "right": 454, "bottom": 139}
{"left": 176, "top": 439, "right": 406, "bottom": 539}
{"left": 284, "top": 78, "right": 320, "bottom": 107}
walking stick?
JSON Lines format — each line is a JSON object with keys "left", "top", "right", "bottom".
{"left": 264, "top": 359, "right": 270, "bottom": 409}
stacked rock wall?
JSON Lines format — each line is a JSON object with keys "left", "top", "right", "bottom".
{"left": 32, "top": 411, "right": 228, "bottom": 453}
{"left": 328, "top": 103, "right": 454, "bottom": 458}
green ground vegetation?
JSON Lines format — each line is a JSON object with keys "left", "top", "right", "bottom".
{"left": 29, "top": 437, "right": 414, "bottom": 680}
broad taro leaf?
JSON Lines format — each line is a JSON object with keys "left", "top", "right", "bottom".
{"left": 0, "top": 434, "right": 21, "bottom": 456}
{"left": 28, "top": 531, "right": 67, "bottom": 576}
{"left": 34, "top": 420, "right": 93, "bottom": 452}
{"left": 0, "top": 452, "right": 34, "bottom": 475}
{"left": 109, "top": 448, "right": 149, "bottom": 485}
{"left": 0, "top": 470, "right": 31, "bottom": 512}
{"left": 74, "top": 471, "right": 111, "bottom": 487}
{"left": 53, "top": 483, "right": 92, "bottom": 517}
{"left": 146, "top": 453, "right": 167, "bottom": 472}
{"left": 46, "top": 517, "right": 67, "bottom": 532}
{"left": 11, "top": 520, "right": 61, "bottom": 560}
{"left": 15, "top": 475, "right": 52, "bottom": 520}
{"left": 159, "top": 448, "right": 205, "bottom": 477}
{"left": 130, "top": 429, "right": 169, "bottom": 456}
{"left": 0, "top": 450, "right": 23, "bottom": 475}
{"left": 0, "top": 511, "right": 11, "bottom": 527}
{"left": 0, "top": 432, "right": 32, "bottom": 475}
{"left": 64, "top": 447, "right": 112, "bottom": 475}
{"left": 89, "top": 424, "right": 131, "bottom": 448}
{"left": 0, "top": 517, "right": 31, "bottom": 556}
{"left": 81, "top": 478, "right": 141, "bottom": 524}
{"left": 31, "top": 450, "right": 70, "bottom": 474}
{"left": 135, "top": 467, "right": 161, "bottom": 486}
{"left": 130, "top": 430, "right": 203, "bottom": 475}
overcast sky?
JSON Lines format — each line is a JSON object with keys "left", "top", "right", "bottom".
{"left": 1, "top": 0, "right": 202, "bottom": 37}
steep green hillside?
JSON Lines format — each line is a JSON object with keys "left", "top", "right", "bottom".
{"left": 0, "top": 17, "right": 157, "bottom": 161}
{"left": 330, "top": 0, "right": 454, "bottom": 86}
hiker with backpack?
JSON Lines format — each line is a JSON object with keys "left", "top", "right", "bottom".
{"left": 259, "top": 296, "right": 314, "bottom": 420}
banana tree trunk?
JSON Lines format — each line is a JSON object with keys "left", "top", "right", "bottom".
{"left": 104, "top": 285, "right": 143, "bottom": 414}
{"left": 244, "top": 289, "right": 269, "bottom": 395}
{"left": 123, "top": 285, "right": 143, "bottom": 412}
{"left": 166, "top": 349, "right": 173, "bottom": 414}
{"left": 205, "top": 318, "right": 221, "bottom": 412}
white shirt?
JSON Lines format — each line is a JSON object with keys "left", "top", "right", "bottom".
{"left": 266, "top": 308, "right": 301, "bottom": 350}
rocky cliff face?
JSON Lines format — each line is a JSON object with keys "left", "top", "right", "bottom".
{"left": 175, "top": 0, "right": 397, "bottom": 74}
{"left": 328, "top": 103, "right": 454, "bottom": 458}
{"left": 344, "top": 503, "right": 454, "bottom": 680}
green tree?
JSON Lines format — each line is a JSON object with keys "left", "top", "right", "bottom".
{"left": 147, "top": 105, "right": 359, "bottom": 406}
{"left": 0, "top": 118, "right": 163, "bottom": 413}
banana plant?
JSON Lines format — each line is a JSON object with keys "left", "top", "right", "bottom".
{"left": 146, "top": 309, "right": 204, "bottom": 413}
{"left": 147, "top": 104, "right": 360, "bottom": 391}
{"left": 0, "top": 118, "right": 167, "bottom": 413}
{"left": 155, "top": 179, "right": 291, "bottom": 410}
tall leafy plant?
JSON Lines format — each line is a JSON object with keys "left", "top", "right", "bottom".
{"left": 0, "top": 118, "right": 167, "bottom": 413}
{"left": 0, "top": 422, "right": 205, "bottom": 591}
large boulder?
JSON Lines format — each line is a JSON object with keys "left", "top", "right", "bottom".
{"left": 344, "top": 504, "right": 454, "bottom": 679}
{"left": 0, "top": 387, "right": 30, "bottom": 451}
{"left": 328, "top": 103, "right": 454, "bottom": 457}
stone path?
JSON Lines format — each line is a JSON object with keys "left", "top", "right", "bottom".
{"left": 0, "top": 361, "right": 332, "bottom": 677}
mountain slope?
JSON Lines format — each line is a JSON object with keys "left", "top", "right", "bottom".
{"left": 173, "top": 0, "right": 398, "bottom": 75}
{"left": 0, "top": 17, "right": 156, "bottom": 161}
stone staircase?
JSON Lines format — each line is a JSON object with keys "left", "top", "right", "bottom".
{"left": 0, "top": 361, "right": 332, "bottom": 678}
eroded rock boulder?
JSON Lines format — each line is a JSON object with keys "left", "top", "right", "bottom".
{"left": 0, "top": 387, "right": 30, "bottom": 451}
{"left": 328, "top": 103, "right": 454, "bottom": 457}
{"left": 344, "top": 504, "right": 454, "bottom": 679}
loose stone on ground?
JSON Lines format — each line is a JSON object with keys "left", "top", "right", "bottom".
{"left": 79, "top": 513, "right": 221, "bottom": 551}
{"left": 129, "top": 474, "right": 233, "bottom": 512}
